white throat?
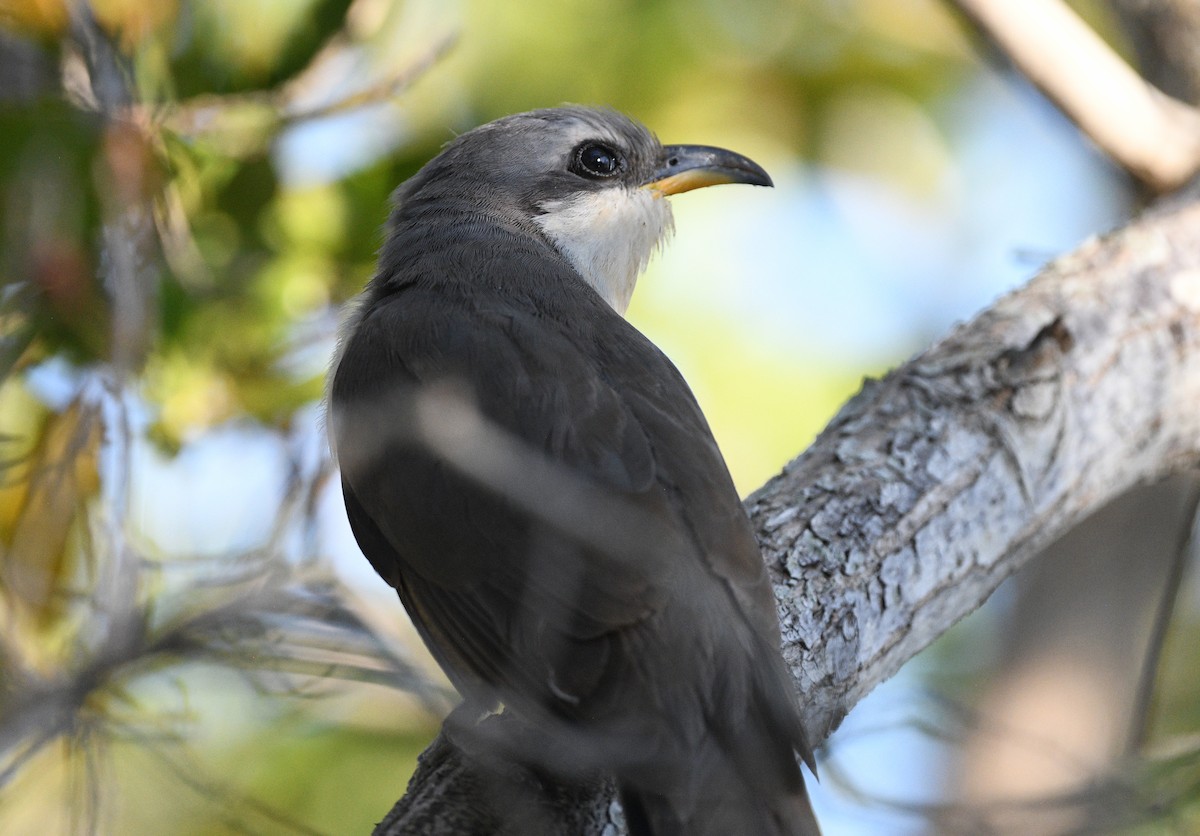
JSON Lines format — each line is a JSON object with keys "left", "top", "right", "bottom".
{"left": 534, "top": 187, "right": 674, "bottom": 315}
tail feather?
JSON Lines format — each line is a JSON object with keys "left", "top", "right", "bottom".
{"left": 617, "top": 635, "right": 821, "bottom": 836}
{"left": 619, "top": 767, "right": 820, "bottom": 836}
{"left": 619, "top": 702, "right": 819, "bottom": 834}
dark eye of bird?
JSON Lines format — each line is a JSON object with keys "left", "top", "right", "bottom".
{"left": 572, "top": 142, "right": 621, "bottom": 178}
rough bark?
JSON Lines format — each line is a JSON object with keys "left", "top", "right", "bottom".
{"left": 756, "top": 193, "right": 1200, "bottom": 741}
{"left": 374, "top": 189, "right": 1200, "bottom": 834}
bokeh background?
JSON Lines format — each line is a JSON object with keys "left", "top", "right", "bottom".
{"left": 1, "top": 0, "right": 1197, "bottom": 833}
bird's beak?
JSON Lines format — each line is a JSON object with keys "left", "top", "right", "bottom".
{"left": 642, "top": 144, "right": 773, "bottom": 196}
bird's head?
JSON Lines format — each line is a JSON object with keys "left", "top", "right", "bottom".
{"left": 392, "top": 106, "right": 772, "bottom": 314}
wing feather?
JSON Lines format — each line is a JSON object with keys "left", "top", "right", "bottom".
{"left": 333, "top": 281, "right": 675, "bottom": 711}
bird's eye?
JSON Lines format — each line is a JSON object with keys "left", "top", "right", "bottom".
{"left": 572, "top": 143, "right": 621, "bottom": 178}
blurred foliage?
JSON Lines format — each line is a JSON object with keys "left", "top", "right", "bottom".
{"left": 0, "top": 0, "right": 982, "bottom": 491}
{"left": 0, "top": 0, "right": 1196, "bottom": 832}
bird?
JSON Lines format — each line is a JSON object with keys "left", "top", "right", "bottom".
{"left": 327, "top": 106, "right": 819, "bottom": 836}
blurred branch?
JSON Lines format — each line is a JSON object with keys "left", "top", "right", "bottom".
{"left": 58, "top": 0, "right": 457, "bottom": 139}
{"left": 949, "top": 476, "right": 1200, "bottom": 832}
{"left": 278, "top": 31, "right": 458, "bottom": 126}
{"left": 950, "top": 0, "right": 1200, "bottom": 192}
{"left": 162, "top": 30, "right": 458, "bottom": 144}
{"left": 378, "top": 188, "right": 1200, "bottom": 834}
{"left": 815, "top": 690, "right": 1152, "bottom": 833}
{"left": 0, "top": 548, "right": 452, "bottom": 774}
{"left": 0, "top": 2, "right": 454, "bottom": 831}
{"left": 68, "top": 6, "right": 158, "bottom": 374}
{"left": 66, "top": 3, "right": 132, "bottom": 113}
{"left": 153, "top": 566, "right": 452, "bottom": 706}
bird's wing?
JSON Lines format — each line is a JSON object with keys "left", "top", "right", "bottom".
{"left": 332, "top": 279, "right": 698, "bottom": 707}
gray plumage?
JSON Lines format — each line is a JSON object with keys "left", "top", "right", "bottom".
{"left": 328, "top": 106, "right": 819, "bottom": 836}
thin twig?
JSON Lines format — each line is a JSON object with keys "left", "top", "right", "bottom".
{"left": 162, "top": 31, "right": 458, "bottom": 141}
{"left": 280, "top": 31, "right": 458, "bottom": 126}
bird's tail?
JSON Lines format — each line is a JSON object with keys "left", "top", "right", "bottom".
{"left": 618, "top": 764, "right": 819, "bottom": 836}
{"left": 617, "top": 628, "right": 821, "bottom": 836}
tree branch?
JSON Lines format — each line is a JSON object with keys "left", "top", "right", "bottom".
{"left": 950, "top": 0, "right": 1200, "bottom": 191}
{"left": 374, "top": 188, "right": 1200, "bottom": 834}
{"left": 758, "top": 195, "right": 1200, "bottom": 742}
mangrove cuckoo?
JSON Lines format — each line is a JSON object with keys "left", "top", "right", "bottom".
{"left": 328, "top": 106, "right": 818, "bottom": 836}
